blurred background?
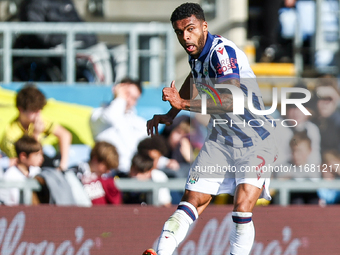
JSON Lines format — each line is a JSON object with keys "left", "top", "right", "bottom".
{"left": 0, "top": 0, "right": 340, "bottom": 206}
{"left": 0, "top": 1, "right": 339, "bottom": 254}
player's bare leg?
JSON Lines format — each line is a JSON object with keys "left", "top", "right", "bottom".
{"left": 156, "top": 190, "right": 212, "bottom": 255}
{"left": 230, "top": 183, "right": 263, "bottom": 255}
{"left": 181, "top": 190, "right": 213, "bottom": 214}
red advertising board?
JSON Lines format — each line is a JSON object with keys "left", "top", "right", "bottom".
{"left": 0, "top": 205, "right": 338, "bottom": 254}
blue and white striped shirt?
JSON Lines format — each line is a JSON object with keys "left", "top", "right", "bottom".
{"left": 190, "top": 32, "right": 276, "bottom": 148}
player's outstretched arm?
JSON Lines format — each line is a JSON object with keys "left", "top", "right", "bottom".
{"left": 147, "top": 73, "right": 196, "bottom": 136}
{"left": 163, "top": 78, "right": 240, "bottom": 114}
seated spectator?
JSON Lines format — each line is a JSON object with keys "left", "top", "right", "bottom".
{"left": 12, "top": 0, "right": 100, "bottom": 82}
{"left": 80, "top": 141, "right": 122, "bottom": 205}
{"left": 317, "top": 150, "right": 340, "bottom": 205}
{"left": 15, "top": 0, "right": 97, "bottom": 50}
{"left": 277, "top": 132, "right": 321, "bottom": 204}
{"left": 137, "top": 135, "right": 180, "bottom": 174}
{"left": 248, "top": 0, "right": 297, "bottom": 63}
{"left": 320, "top": 150, "right": 340, "bottom": 180}
{"left": 275, "top": 87, "right": 321, "bottom": 166}
{"left": 124, "top": 153, "right": 171, "bottom": 207}
{"left": 90, "top": 78, "right": 147, "bottom": 173}
{"left": 161, "top": 115, "right": 194, "bottom": 165}
{"left": 0, "top": 84, "right": 72, "bottom": 170}
{"left": 312, "top": 75, "right": 340, "bottom": 154}
{"left": 0, "top": 135, "right": 43, "bottom": 205}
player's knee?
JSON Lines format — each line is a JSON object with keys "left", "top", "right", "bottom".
{"left": 233, "top": 200, "right": 253, "bottom": 212}
{"left": 181, "top": 190, "right": 212, "bottom": 214}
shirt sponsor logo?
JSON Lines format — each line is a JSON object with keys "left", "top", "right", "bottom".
{"left": 216, "top": 58, "right": 237, "bottom": 74}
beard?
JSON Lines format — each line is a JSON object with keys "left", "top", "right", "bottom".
{"left": 186, "top": 32, "right": 206, "bottom": 59}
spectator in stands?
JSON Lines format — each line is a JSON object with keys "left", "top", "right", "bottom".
{"left": 312, "top": 75, "right": 340, "bottom": 154}
{"left": 278, "top": 132, "right": 321, "bottom": 204}
{"left": 90, "top": 77, "right": 147, "bottom": 173}
{"left": 12, "top": 0, "right": 104, "bottom": 83}
{"left": 317, "top": 150, "right": 340, "bottom": 205}
{"left": 15, "top": 0, "right": 97, "bottom": 50}
{"left": 0, "top": 150, "right": 11, "bottom": 172}
{"left": 161, "top": 115, "right": 194, "bottom": 165}
{"left": 80, "top": 141, "right": 122, "bottom": 205}
{"left": 275, "top": 84, "right": 321, "bottom": 166}
{"left": 0, "top": 84, "right": 72, "bottom": 171}
{"left": 137, "top": 135, "right": 180, "bottom": 175}
{"left": 248, "top": 0, "right": 296, "bottom": 62}
{"left": 125, "top": 153, "right": 172, "bottom": 207}
{"left": 0, "top": 135, "right": 43, "bottom": 205}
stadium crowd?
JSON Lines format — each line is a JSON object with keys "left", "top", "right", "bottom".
{"left": 0, "top": 74, "right": 339, "bottom": 207}
{"left": 0, "top": 0, "right": 340, "bottom": 207}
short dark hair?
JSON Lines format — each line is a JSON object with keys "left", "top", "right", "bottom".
{"left": 90, "top": 141, "right": 119, "bottom": 170}
{"left": 315, "top": 75, "right": 339, "bottom": 96}
{"left": 131, "top": 153, "right": 154, "bottom": 173}
{"left": 119, "top": 77, "right": 143, "bottom": 94}
{"left": 170, "top": 2, "right": 205, "bottom": 23}
{"left": 137, "top": 136, "right": 168, "bottom": 156}
{"left": 14, "top": 135, "right": 42, "bottom": 157}
{"left": 290, "top": 132, "right": 311, "bottom": 149}
{"left": 16, "top": 84, "right": 46, "bottom": 111}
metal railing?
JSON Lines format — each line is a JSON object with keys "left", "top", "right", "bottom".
{"left": 3, "top": 177, "right": 339, "bottom": 206}
{"left": 115, "top": 178, "right": 340, "bottom": 206}
{"left": 0, "top": 179, "right": 41, "bottom": 205}
{"left": 0, "top": 22, "right": 175, "bottom": 85}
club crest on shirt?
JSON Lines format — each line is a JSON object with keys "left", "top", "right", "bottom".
{"left": 187, "top": 172, "right": 199, "bottom": 184}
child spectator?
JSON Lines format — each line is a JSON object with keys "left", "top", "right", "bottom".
{"left": 80, "top": 141, "right": 122, "bottom": 205}
{"left": 161, "top": 115, "right": 194, "bottom": 165}
{"left": 0, "top": 84, "right": 72, "bottom": 170}
{"left": 137, "top": 135, "right": 182, "bottom": 178}
{"left": 125, "top": 153, "right": 172, "bottom": 207}
{"left": 279, "top": 132, "right": 321, "bottom": 204}
{"left": 274, "top": 83, "right": 321, "bottom": 167}
{"left": 0, "top": 135, "right": 43, "bottom": 205}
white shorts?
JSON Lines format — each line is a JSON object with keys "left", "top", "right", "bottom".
{"left": 185, "top": 134, "right": 278, "bottom": 200}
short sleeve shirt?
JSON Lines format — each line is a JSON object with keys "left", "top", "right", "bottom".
{"left": 0, "top": 117, "right": 57, "bottom": 158}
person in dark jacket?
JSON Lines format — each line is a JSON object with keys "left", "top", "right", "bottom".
{"left": 12, "top": 0, "right": 99, "bottom": 82}
{"left": 14, "top": 0, "right": 97, "bottom": 49}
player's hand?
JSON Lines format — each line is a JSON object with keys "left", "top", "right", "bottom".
{"left": 162, "top": 81, "right": 183, "bottom": 110}
{"left": 147, "top": 114, "right": 173, "bottom": 136}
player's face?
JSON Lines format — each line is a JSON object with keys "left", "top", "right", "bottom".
{"left": 172, "top": 15, "right": 208, "bottom": 59}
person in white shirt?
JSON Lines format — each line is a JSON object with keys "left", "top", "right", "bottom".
{"left": 90, "top": 78, "right": 147, "bottom": 173}
{"left": 0, "top": 135, "right": 43, "bottom": 205}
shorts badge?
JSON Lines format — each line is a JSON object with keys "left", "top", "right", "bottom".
{"left": 188, "top": 172, "right": 199, "bottom": 184}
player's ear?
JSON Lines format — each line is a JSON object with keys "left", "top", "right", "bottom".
{"left": 202, "top": 21, "right": 208, "bottom": 32}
